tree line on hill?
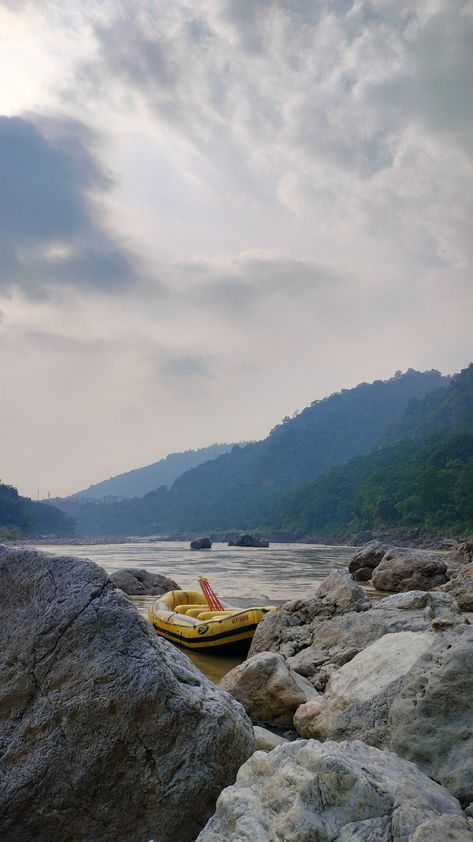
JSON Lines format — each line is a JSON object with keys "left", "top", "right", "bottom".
{"left": 0, "top": 482, "right": 74, "bottom": 539}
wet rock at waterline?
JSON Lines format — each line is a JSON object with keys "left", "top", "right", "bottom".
{"left": 190, "top": 537, "right": 212, "bottom": 550}
{"left": 109, "top": 567, "right": 180, "bottom": 595}
{"left": 228, "top": 534, "right": 269, "bottom": 548}
{"left": 348, "top": 540, "right": 387, "bottom": 581}
{"left": 219, "top": 651, "right": 320, "bottom": 726}
{"left": 196, "top": 739, "right": 473, "bottom": 842}
{"left": 0, "top": 545, "right": 255, "bottom": 842}
{"left": 372, "top": 548, "right": 448, "bottom": 592}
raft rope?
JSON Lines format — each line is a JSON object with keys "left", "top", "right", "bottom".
{"left": 198, "top": 576, "right": 224, "bottom": 611}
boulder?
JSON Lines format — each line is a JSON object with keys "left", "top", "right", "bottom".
{"left": 0, "top": 545, "right": 255, "bottom": 842}
{"left": 372, "top": 548, "right": 448, "bottom": 592}
{"left": 447, "top": 540, "right": 473, "bottom": 571}
{"left": 190, "top": 538, "right": 212, "bottom": 550}
{"left": 294, "top": 631, "right": 435, "bottom": 740}
{"left": 109, "top": 567, "right": 180, "bottom": 595}
{"left": 348, "top": 540, "right": 387, "bottom": 581}
{"left": 219, "top": 652, "right": 320, "bottom": 726}
{"left": 442, "top": 576, "right": 473, "bottom": 610}
{"left": 228, "top": 534, "right": 269, "bottom": 548}
{"left": 390, "top": 624, "right": 473, "bottom": 806}
{"left": 196, "top": 739, "right": 472, "bottom": 841}
{"left": 249, "top": 570, "right": 371, "bottom": 658}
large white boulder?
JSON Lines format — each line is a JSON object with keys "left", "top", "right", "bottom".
{"left": 294, "top": 631, "right": 434, "bottom": 739}
{"left": 196, "top": 739, "right": 473, "bottom": 841}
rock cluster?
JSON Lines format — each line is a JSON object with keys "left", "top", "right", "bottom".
{"left": 228, "top": 534, "right": 269, "bottom": 547}
{"left": 0, "top": 545, "right": 254, "bottom": 842}
{"left": 109, "top": 567, "right": 180, "bottom": 594}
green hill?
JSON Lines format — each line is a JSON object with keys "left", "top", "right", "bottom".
{"left": 273, "top": 364, "right": 473, "bottom": 539}
{"left": 0, "top": 482, "right": 75, "bottom": 538}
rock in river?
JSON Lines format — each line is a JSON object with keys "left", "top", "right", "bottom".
{"left": 228, "top": 534, "right": 269, "bottom": 547}
{"left": 109, "top": 567, "right": 180, "bottom": 595}
{"left": 348, "top": 540, "right": 387, "bottom": 581}
{"left": 196, "top": 739, "right": 473, "bottom": 841}
{"left": 0, "top": 545, "right": 255, "bottom": 842}
{"left": 190, "top": 537, "right": 212, "bottom": 550}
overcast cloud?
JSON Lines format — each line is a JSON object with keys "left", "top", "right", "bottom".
{"left": 0, "top": 0, "right": 471, "bottom": 496}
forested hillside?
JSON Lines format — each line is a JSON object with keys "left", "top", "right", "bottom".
{"left": 275, "top": 365, "right": 473, "bottom": 539}
{"left": 71, "top": 443, "right": 235, "bottom": 500}
{"left": 61, "top": 368, "right": 448, "bottom": 536}
{"left": 0, "top": 483, "right": 75, "bottom": 538}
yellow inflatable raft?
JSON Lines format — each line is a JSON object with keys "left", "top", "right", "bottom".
{"left": 148, "top": 577, "right": 277, "bottom": 652}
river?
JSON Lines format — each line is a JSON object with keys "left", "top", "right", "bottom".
{"left": 40, "top": 541, "right": 356, "bottom": 682}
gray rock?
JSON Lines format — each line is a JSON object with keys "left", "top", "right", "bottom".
{"left": 249, "top": 570, "right": 371, "bottom": 659}
{"left": 109, "top": 567, "right": 180, "bottom": 595}
{"left": 390, "top": 624, "right": 473, "bottom": 806}
{"left": 0, "top": 545, "right": 255, "bottom": 842}
{"left": 190, "top": 537, "right": 212, "bottom": 549}
{"left": 196, "top": 739, "right": 470, "bottom": 841}
{"left": 219, "top": 652, "right": 320, "bottom": 726}
{"left": 349, "top": 540, "right": 387, "bottom": 581}
{"left": 443, "top": 576, "right": 473, "bottom": 610}
{"left": 372, "top": 548, "right": 448, "bottom": 592}
{"left": 294, "top": 631, "right": 435, "bottom": 740}
{"left": 228, "top": 534, "right": 269, "bottom": 547}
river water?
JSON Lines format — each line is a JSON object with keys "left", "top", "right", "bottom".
{"left": 40, "top": 541, "right": 355, "bottom": 682}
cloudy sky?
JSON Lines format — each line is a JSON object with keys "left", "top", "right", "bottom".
{"left": 0, "top": 0, "right": 472, "bottom": 497}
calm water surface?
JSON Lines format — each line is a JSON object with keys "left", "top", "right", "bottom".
{"left": 39, "top": 541, "right": 355, "bottom": 681}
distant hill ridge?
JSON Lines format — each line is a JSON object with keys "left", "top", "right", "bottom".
{"left": 71, "top": 443, "right": 236, "bottom": 500}
{"left": 58, "top": 367, "right": 450, "bottom": 536}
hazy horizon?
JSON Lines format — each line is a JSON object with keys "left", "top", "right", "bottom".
{"left": 1, "top": 1, "right": 472, "bottom": 497}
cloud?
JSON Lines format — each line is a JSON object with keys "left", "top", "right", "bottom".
{"left": 158, "top": 353, "right": 214, "bottom": 395}
{"left": 0, "top": 115, "right": 138, "bottom": 296}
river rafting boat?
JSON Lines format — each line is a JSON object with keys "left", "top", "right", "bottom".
{"left": 148, "top": 576, "right": 277, "bottom": 652}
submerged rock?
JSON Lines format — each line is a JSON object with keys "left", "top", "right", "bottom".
{"left": 196, "top": 739, "right": 473, "bottom": 841}
{"left": 372, "top": 548, "right": 448, "bottom": 592}
{"left": 0, "top": 545, "right": 255, "bottom": 842}
{"left": 219, "top": 651, "right": 320, "bottom": 726}
{"left": 109, "top": 567, "right": 180, "bottom": 595}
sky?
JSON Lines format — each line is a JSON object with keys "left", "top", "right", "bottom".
{"left": 0, "top": 0, "right": 472, "bottom": 498}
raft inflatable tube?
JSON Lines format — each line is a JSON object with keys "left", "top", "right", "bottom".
{"left": 148, "top": 588, "right": 277, "bottom": 652}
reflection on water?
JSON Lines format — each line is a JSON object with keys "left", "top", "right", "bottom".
{"left": 38, "top": 541, "right": 356, "bottom": 682}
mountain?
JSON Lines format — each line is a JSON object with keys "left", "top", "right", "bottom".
{"left": 61, "top": 368, "right": 448, "bottom": 537}
{"left": 0, "top": 482, "right": 75, "bottom": 538}
{"left": 274, "top": 364, "right": 473, "bottom": 539}
{"left": 71, "top": 443, "right": 236, "bottom": 500}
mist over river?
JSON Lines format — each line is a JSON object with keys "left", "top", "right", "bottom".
{"left": 38, "top": 541, "right": 356, "bottom": 681}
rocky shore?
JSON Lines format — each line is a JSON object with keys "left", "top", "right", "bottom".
{"left": 1, "top": 539, "right": 473, "bottom": 840}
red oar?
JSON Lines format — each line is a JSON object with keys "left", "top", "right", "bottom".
{"left": 198, "top": 576, "right": 224, "bottom": 611}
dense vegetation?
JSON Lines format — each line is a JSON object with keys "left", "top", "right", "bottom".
{"left": 72, "top": 443, "right": 235, "bottom": 500}
{"left": 59, "top": 368, "right": 450, "bottom": 537}
{"left": 0, "top": 482, "right": 74, "bottom": 538}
